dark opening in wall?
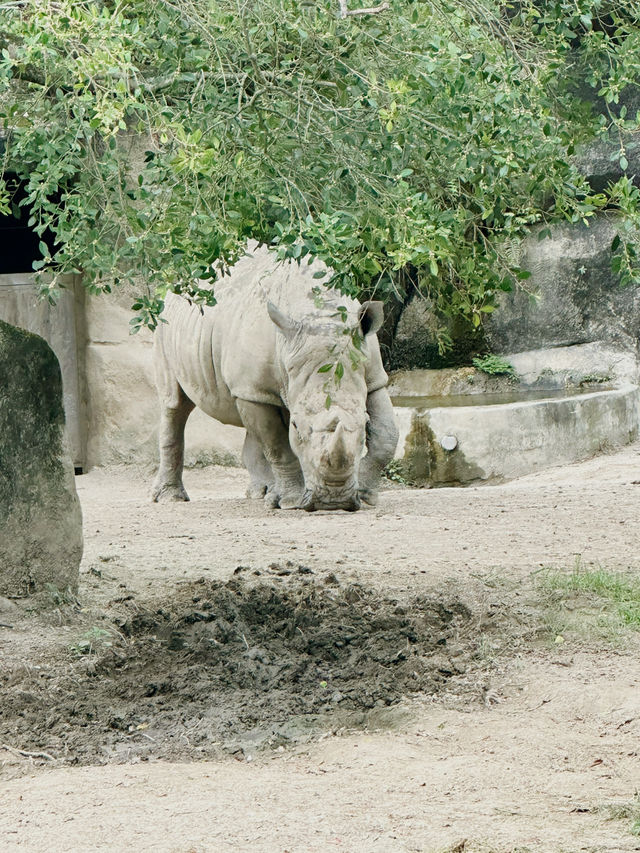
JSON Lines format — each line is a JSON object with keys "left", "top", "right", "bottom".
{"left": 0, "top": 176, "right": 57, "bottom": 275}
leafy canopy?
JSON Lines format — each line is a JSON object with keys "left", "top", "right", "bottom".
{"left": 0, "top": 0, "right": 639, "bottom": 342}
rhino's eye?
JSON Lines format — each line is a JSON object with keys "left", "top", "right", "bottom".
{"left": 291, "top": 420, "right": 297, "bottom": 430}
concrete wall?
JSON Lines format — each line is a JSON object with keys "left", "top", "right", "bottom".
{"left": 84, "top": 289, "right": 244, "bottom": 470}
{"left": 390, "top": 342, "right": 640, "bottom": 485}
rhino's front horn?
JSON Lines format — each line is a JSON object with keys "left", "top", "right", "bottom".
{"left": 323, "top": 422, "right": 349, "bottom": 471}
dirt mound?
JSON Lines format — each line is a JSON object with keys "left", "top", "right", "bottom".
{"left": 1, "top": 572, "right": 477, "bottom": 766}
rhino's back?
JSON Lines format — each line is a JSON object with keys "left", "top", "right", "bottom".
{"left": 213, "top": 245, "right": 389, "bottom": 395}
{"left": 155, "top": 245, "right": 388, "bottom": 419}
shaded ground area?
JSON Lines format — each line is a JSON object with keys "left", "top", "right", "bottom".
{"left": 2, "top": 446, "right": 640, "bottom": 852}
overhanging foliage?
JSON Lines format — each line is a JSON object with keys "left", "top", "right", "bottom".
{"left": 1, "top": 0, "right": 639, "bottom": 343}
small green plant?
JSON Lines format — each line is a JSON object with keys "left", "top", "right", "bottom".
{"left": 600, "top": 794, "right": 640, "bottom": 837}
{"left": 579, "top": 373, "right": 612, "bottom": 386}
{"left": 472, "top": 355, "right": 518, "bottom": 379}
{"left": 70, "top": 627, "right": 113, "bottom": 656}
{"left": 43, "top": 583, "right": 77, "bottom": 607}
{"left": 383, "top": 459, "right": 411, "bottom": 486}
{"left": 538, "top": 560, "right": 640, "bottom": 635}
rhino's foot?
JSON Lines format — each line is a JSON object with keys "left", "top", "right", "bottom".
{"left": 301, "top": 494, "right": 361, "bottom": 512}
{"left": 247, "top": 483, "right": 268, "bottom": 500}
{"left": 263, "top": 485, "right": 279, "bottom": 509}
{"left": 152, "top": 482, "right": 190, "bottom": 502}
{"left": 358, "top": 487, "right": 379, "bottom": 507}
{"left": 264, "top": 485, "right": 303, "bottom": 510}
{"left": 279, "top": 493, "right": 303, "bottom": 510}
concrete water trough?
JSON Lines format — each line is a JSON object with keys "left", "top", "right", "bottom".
{"left": 389, "top": 344, "right": 640, "bottom": 486}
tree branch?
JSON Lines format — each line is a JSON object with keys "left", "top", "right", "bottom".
{"left": 338, "top": 1, "right": 390, "bottom": 18}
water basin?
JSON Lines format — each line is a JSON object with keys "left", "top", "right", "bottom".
{"left": 391, "top": 387, "right": 610, "bottom": 409}
{"left": 392, "top": 384, "right": 639, "bottom": 486}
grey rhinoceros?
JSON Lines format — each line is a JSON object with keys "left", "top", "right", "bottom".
{"left": 152, "top": 245, "right": 398, "bottom": 511}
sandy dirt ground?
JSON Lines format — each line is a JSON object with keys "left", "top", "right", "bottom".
{"left": 2, "top": 446, "right": 640, "bottom": 853}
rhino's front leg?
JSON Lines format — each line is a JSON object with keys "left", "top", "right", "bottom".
{"left": 236, "top": 399, "right": 304, "bottom": 509}
{"left": 242, "top": 432, "right": 275, "bottom": 499}
{"left": 152, "top": 389, "right": 195, "bottom": 502}
{"left": 358, "top": 388, "right": 399, "bottom": 506}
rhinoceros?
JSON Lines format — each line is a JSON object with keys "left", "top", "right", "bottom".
{"left": 151, "top": 246, "right": 398, "bottom": 511}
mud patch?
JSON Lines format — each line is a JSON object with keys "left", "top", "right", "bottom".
{"left": 0, "top": 573, "right": 478, "bottom": 767}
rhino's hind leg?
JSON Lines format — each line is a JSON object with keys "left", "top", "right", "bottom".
{"left": 242, "top": 433, "right": 275, "bottom": 499}
{"left": 236, "top": 400, "right": 304, "bottom": 509}
{"left": 359, "top": 388, "right": 399, "bottom": 506}
{"left": 152, "top": 384, "right": 195, "bottom": 502}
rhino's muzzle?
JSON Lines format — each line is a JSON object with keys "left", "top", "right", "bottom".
{"left": 299, "top": 488, "right": 361, "bottom": 513}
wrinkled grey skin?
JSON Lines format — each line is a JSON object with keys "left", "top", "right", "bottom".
{"left": 152, "top": 247, "right": 398, "bottom": 511}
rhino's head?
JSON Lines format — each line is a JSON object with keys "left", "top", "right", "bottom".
{"left": 267, "top": 299, "right": 384, "bottom": 512}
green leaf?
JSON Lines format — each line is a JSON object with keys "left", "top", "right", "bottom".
{"left": 318, "top": 363, "right": 333, "bottom": 373}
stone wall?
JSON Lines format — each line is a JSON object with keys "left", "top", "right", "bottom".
{"left": 485, "top": 217, "right": 640, "bottom": 356}
{"left": 84, "top": 288, "right": 244, "bottom": 470}
{"left": 389, "top": 214, "right": 640, "bottom": 371}
{"left": 0, "top": 320, "right": 83, "bottom": 598}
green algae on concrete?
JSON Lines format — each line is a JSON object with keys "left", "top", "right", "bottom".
{"left": 0, "top": 319, "right": 82, "bottom": 598}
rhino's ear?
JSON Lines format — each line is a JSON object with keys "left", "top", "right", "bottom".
{"left": 267, "top": 301, "right": 298, "bottom": 339}
{"left": 358, "top": 301, "right": 384, "bottom": 337}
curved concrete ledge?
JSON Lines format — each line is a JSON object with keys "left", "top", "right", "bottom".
{"left": 393, "top": 384, "right": 640, "bottom": 486}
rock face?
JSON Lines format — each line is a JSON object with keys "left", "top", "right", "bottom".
{"left": 388, "top": 296, "right": 484, "bottom": 371}
{"left": 574, "top": 137, "right": 640, "bottom": 194}
{"left": 485, "top": 218, "right": 640, "bottom": 355}
{"left": 572, "top": 82, "right": 640, "bottom": 193}
{"left": 0, "top": 320, "right": 83, "bottom": 598}
{"left": 390, "top": 215, "right": 640, "bottom": 368}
